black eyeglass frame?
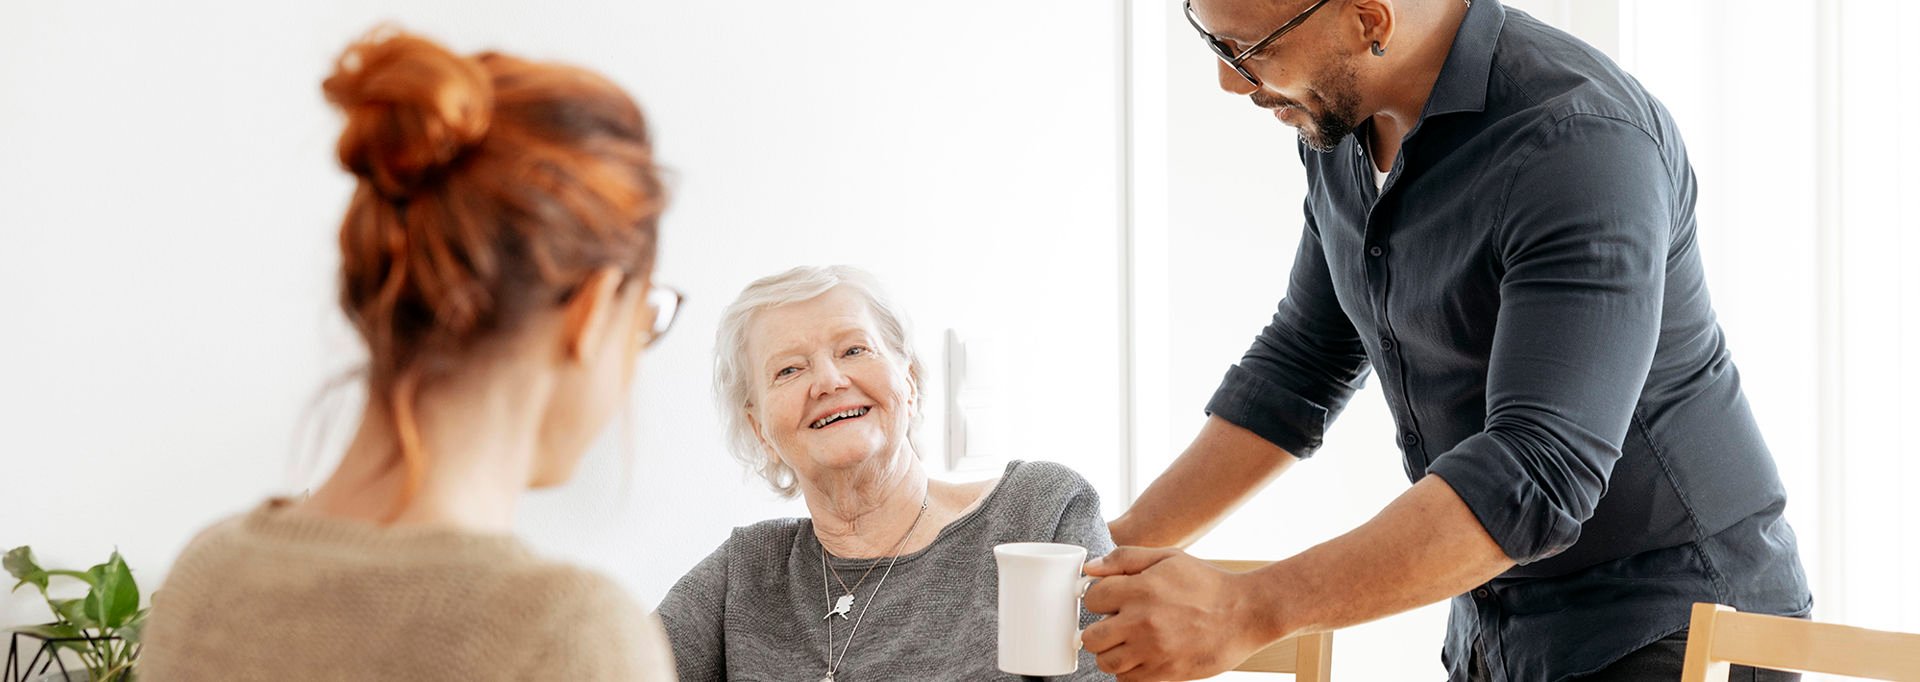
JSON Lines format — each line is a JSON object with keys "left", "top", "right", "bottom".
{"left": 1183, "top": 0, "right": 1335, "bottom": 87}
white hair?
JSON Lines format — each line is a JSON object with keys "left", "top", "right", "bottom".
{"left": 713, "top": 265, "right": 924, "bottom": 497}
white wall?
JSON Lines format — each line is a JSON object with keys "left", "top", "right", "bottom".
{"left": 0, "top": 0, "right": 1127, "bottom": 626}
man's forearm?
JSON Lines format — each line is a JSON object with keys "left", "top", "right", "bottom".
{"left": 1111, "top": 415, "right": 1300, "bottom": 548}
{"left": 1242, "top": 474, "right": 1515, "bottom": 638}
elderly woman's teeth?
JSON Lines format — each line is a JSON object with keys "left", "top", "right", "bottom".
{"left": 810, "top": 406, "right": 871, "bottom": 429}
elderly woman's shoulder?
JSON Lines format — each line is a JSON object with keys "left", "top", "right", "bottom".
{"left": 969, "top": 460, "right": 1102, "bottom": 526}
{"left": 720, "top": 515, "right": 814, "bottom": 553}
{"left": 1004, "top": 459, "right": 1100, "bottom": 498}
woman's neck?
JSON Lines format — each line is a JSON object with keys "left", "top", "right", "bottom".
{"left": 804, "top": 456, "right": 937, "bottom": 559}
{"left": 299, "top": 364, "right": 551, "bottom": 534}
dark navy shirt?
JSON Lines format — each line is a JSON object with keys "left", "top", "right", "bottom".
{"left": 1203, "top": 2, "right": 1811, "bottom": 680}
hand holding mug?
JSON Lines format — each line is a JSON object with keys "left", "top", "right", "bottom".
{"left": 1080, "top": 547, "right": 1276, "bottom": 681}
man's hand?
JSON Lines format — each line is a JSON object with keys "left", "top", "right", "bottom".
{"left": 1086, "top": 477, "right": 1516, "bottom": 681}
{"left": 1079, "top": 547, "right": 1283, "bottom": 682}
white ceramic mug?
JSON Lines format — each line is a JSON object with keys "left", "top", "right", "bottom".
{"left": 995, "top": 542, "right": 1098, "bottom": 676}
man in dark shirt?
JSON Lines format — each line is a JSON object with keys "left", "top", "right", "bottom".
{"left": 1079, "top": 1, "right": 1811, "bottom": 680}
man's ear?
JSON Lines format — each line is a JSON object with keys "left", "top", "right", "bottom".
{"left": 561, "top": 267, "right": 627, "bottom": 363}
{"left": 1351, "top": 0, "right": 1396, "bottom": 53}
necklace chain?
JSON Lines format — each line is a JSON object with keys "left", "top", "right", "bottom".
{"left": 820, "top": 490, "right": 929, "bottom": 680}
{"left": 826, "top": 541, "right": 890, "bottom": 597}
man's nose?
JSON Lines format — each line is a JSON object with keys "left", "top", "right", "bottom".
{"left": 1217, "top": 59, "right": 1258, "bottom": 95}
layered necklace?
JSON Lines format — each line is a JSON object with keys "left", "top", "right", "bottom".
{"left": 817, "top": 490, "right": 929, "bottom": 682}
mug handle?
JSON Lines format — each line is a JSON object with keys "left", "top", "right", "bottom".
{"left": 1071, "top": 575, "right": 1098, "bottom": 649}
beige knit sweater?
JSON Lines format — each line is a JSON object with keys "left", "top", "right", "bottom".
{"left": 140, "top": 499, "right": 674, "bottom": 680}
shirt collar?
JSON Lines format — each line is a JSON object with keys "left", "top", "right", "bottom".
{"left": 1420, "top": 0, "right": 1507, "bottom": 118}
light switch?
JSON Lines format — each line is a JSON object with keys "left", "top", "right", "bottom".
{"left": 945, "top": 328, "right": 1002, "bottom": 471}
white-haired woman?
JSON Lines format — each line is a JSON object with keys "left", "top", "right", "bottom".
{"left": 658, "top": 265, "right": 1113, "bottom": 681}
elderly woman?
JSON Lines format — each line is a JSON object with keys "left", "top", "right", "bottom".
{"left": 659, "top": 265, "right": 1113, "bottom": 680}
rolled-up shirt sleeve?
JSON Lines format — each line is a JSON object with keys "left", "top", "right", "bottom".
{"left": 1207, "top": 191, "right": 1372, "bottom": 458}
{"left": 1425, "top": 114, "right": 1670, "bottom": 564}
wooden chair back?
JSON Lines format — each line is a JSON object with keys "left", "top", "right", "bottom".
{"left": 1679, "top": 602, "right": 1920, "bottom": 681}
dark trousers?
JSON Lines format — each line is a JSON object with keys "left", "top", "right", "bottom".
{"left": 1468, "top": 630, "right": 1801, "bottom": 681}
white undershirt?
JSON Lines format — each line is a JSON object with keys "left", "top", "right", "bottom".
{"left": 1361, "top": 127, "right": 1392, "bottom": 191}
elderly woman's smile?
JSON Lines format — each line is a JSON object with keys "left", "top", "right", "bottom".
{"left": 809, "top": 405, "right": 870, "bottom": 429}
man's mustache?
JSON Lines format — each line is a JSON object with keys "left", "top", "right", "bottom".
{"left": 1250, "top": 92, "right": 1299, "bottom": 110}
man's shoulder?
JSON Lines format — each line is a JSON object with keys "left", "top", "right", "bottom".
{"left": 1489, "top": 9, "right": 1667, "bottom": 137}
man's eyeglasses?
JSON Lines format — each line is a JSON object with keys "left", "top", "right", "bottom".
{"left": 643, "top": 284, "right": 684, "bottom": 349}
{"left": 1184, "top": 0, "right": 1334, "bottom": 87}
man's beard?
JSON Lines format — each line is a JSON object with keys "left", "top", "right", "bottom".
{"left": 1253, "top": 53, "right": 1363, "bottom": 153}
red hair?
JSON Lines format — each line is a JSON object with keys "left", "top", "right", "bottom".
{"left": 321, "top": 28, "right": 663, "bottom": 510}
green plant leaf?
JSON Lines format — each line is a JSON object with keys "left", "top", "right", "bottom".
{"left": 120, "top": 607, "right": 150, "bottom": 644}
{"left": 85, "top": 551, "right": 141, "bottom": 629}
{"left": 4, "top": 546, "right": 48, "bottom": 592}
{"left": 9, "top": 621, "right": 83, "bottom": 640}
{"left": 53, "top": 597, "right": 99, "bottom": 630}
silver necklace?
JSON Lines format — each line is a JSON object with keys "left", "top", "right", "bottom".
{"left": 826, "top": 540, "right": 891, "bottom": 607}
{"left": 818, "top": 490, "right": 929, "bottom": 682}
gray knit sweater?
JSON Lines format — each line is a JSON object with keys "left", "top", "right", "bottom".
{"left": 658, "top": 460, "right": 1116, "bottom": 681}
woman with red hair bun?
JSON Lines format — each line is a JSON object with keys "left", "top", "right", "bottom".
{"left": 141, "top": 27, "right": 679, "bottom": 680}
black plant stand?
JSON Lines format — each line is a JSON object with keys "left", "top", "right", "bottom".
{"left": 6, "top": 629, "right": 117, "bottom": 682}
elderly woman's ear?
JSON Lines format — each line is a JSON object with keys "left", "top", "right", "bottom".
{"left": 903, "top": 356, "right": 920, "bottom": 403}
{"left": 744, "top": 405, "right": 778, "bottom": 463}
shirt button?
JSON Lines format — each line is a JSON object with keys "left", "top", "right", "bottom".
{"left": 1474, "top": 588, "right": 1491, "bottom": 599}
{"left": 1401, "top": 431, "right": 1420, "bottom": 446}
{"left": 1379, "top": 337, "right": 1395, "bottom": 351}
{"left": 1368, "top": 245, "right": 1385, "bottom": 257}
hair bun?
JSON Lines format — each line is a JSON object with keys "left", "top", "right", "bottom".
{"left": 323, "top": 28, "right": 493, "bottom": 198}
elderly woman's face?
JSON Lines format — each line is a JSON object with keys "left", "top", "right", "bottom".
{"left": 746, "top": 286, "right": 915, "bottom": 484}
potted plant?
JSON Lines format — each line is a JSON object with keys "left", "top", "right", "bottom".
{"left": 4, "top": 546, "right": 146, "bottom": 682}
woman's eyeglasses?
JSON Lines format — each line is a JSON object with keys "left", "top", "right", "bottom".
{"left": 642, "top": 284, "right": 684, "bottom": 349}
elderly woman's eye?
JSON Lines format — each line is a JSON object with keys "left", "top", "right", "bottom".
{"left": 776, "top": 366, "right": 800, "bottom": 379}
{"left": 845, "top": 346, "right": 870, "bottom": 357}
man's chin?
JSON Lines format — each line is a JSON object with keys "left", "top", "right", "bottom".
{"left": 1298, "top": 128, "right": 1341, "bottom": 153}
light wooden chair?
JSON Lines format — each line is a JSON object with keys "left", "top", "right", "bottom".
{"left": 1206, "top": 560, "right": 1333, "bottom": 681}
{"left": 1680, "top": 602, "right": 1920, "bottom": 681}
